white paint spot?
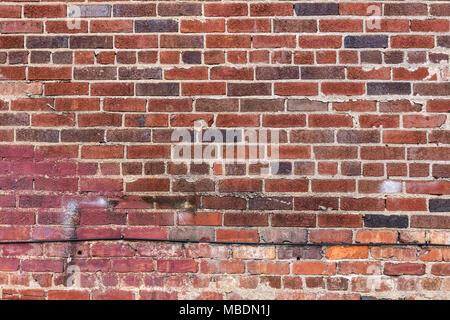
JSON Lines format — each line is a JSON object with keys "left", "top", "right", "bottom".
{"left": 362, "top": 66, "right": 382, "bottom": 72}
{"left": 81, "top": 197, "right": 106, "bottom": 207}
{"left": 379, "top": 180, "right": 402, "bottom": 193}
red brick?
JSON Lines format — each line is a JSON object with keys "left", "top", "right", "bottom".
{"left": 384, "top": 263, "right": 426, "bottom": 276}
{"left": 216, "top": 229, "right": 258, "bottom": 243}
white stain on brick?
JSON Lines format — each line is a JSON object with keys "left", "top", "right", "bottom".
{"left": 379, "top": 180, "right": 402, "bottom": 193}
{"left": 63, "top": 201, "right": 78, "bottom": 226}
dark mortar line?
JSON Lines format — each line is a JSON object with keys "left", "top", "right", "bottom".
{"left": 0, "top": 237, "right": 449, "bottom": 247}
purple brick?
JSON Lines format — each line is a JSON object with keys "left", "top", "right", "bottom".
{"left": 135, "top": 20, "right": 178, "bottom": 33}
{"left": 27, "top": 36, "right": 68, "bottom": 49}
{"left": 367, "top": 82, "right": 411, "bottom": 95}
{"left": 301, "top": 66, "right": 344, "bottom": 80}
{"left": 295, "top": 3, "right": 339, "bottom": 16}
{"left": 118, "top": 67, "right": 162, "bottom": 80}
{"left": 70, "top": 36, "right": 113, "bottom": 49}
{"left": 182, "top": 51, "right": 201, "bottom": 64}
{"left": 113, "top": 4, "right": 156, "bottom": 17}
{"left": 256, "top": 67, "right": 299, "bottom": 80}
{"left": 345, "top": 36, "right": 388, "bottom": 48}
{"left": 136, "top": 83, "right": 180, "bottom": 96}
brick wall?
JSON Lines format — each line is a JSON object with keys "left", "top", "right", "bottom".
{"left": 0, "top": 0, "right": 449, "bottom": 300}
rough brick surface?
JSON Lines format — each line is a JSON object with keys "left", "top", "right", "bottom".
{"left": 0, "top": 0, "right": 448, "bottom": 301}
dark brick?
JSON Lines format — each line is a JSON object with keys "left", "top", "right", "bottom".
{"left": 69, "top": 5, "right": 111, "bottom": 17}
{"left": 433, "top": 164, "right": 450, "bottom": 178}
{"left": 361, "top": 297, "right": 379, "bottom": 301}
{"left": 367, "top": 82, "right": 411, "bottom": 95}
{"left": 429, "top": 199, "right": 450, "bottom": 213}
{"left": 0, "top": 36, "right": 24, "bottom": 49}
{"left": 61, "top": 129, "right": 105, "bottom": 143}
{"left": 19, "top": 195, "right": 60, "bottom": 208}
{"left": 52, "top": 51, "right": 72, "bottom": 64}
{"left": 116, "top": 52, "right": 135, "bottom": 64}
{"left": 135, "top": 20, "right": 178, "bottom": 33}
{"left": 327, "top": 277, "right": 349, "bottom": 291}
{"left": 278, "top": 247, "right": 322, "bottom": 260}
{"left": 30, "top": 51, "right": 50, "bottom": 64}
{"left": 136, "top": 83, "right": 180, "bottom": 96}
{"left": 287, "top": 100, "right": 327, "bottom": 112}
{"left": 173, "top": 179, "right": 214, "bottom": 192}
{"left": 294, "top": 3, "right": 339, "bottom": 16}
{"left": 291, "top": 130, "right": 334, "bottom": 143}
{"left": 227, "top": 83, "right": 271, "bottom": 96}
{"left": 384, "top": 4, "right": 428, "bottom": 16}
{"left": 293, "top": 162, "right": 315, "bottom": 175}
{"left": 206, "top": 129, "right": 242, "bottom": 143}
{"left": 145, "top": 162, "right": 165, "bottom": 175}
{"left": 384, "top": 51, "right": 404, "bottom": 64}
{"left": 411, "top": 215, "right": 450, "bottom": 229}
{"left": 16, "top": 129, "right": 59, "bottom": 143}
{"left": 74, "top": 67, "right": 117, "bottom": 80}
{"left": 240, "top": 99, "right": 284, "bottom": 112}
{"left": 123, "top": 163, "right": 142, "bottom": 175}
{"left": 414, "top": 83, "right": 450, "bottom": 96}
{"left": 224, "top": 164, "right": 246, "bottom": 176}
{"left": 8, "top": 51, "right": 28, "bottom": 64}
{"left": 345, "top": 36, "right": 388, "bottom": 48}
{"left": 160, "top": 35, "right": 203, "bottom": 48}
{"left": 259, "top": 229, "right": 307, "bottom": 243}
{"left": 195, "top": 99, "right": 238, "bottom": 112}
{"left": 27, "top": 36, "right": 68, "bottom": 49}
{"left": 158, "top": 3, "right": 202, "bottom": 16}
{"left": 431, "top": 4, "right": 450, "bottom": 17}
{"left": 337, "top": 130, "right": 380, "bottom": 144}
{"left": 274, "top": 20, "right": 317, "bottom": 33}
{"left": 429, "top": 53, "right": 448, "bottom": 64}
{"left": 271, "top": 162, "right": 292, "bottom": 175}
{"left": 272, "top": 214, "right": 315, "bottom": 227}
{"left": 301, "top": 66, "right": 344, "bottom": 80}
{"left": 188, "top": 163, "right": 209, "bottom": 175}
{"left": 118, "top": 67, "right": 162, "bottom": 80}
{"left": 256, "top": 67, "right": 299, "bottom": 80}
{"left": 70, "top": 36, "right": 113, "bottom": 49}
{"left": 113, "top": 4, "right": 156, "bottom": 17}
{"left": 438, "top": 36, "right": 450, "bottom": 48}
{"left": 341, "top": 162, "right": 361, "bottom": 176}
{"left": 249, "top": 197, "right": 293, "bottom": 210}
{"left": 361, "top": 51, "right": 382, "bottom": 64}
{"left": 182, "top": 51, "right": 201, "bottom": 64}
{"left": 0, "top": 114, "right": 29, "bottom": 126}
{"left": 407, "top": 51, "right": 427, "bottom": 64}
{"left": 0, "top": 52, "right": 6, "bottom": 63}
{"left": 364, "top": 214, "right": 408, "bottom": 228}
{"left": 106, "top": 129, "right": 151, "bottom": 143}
